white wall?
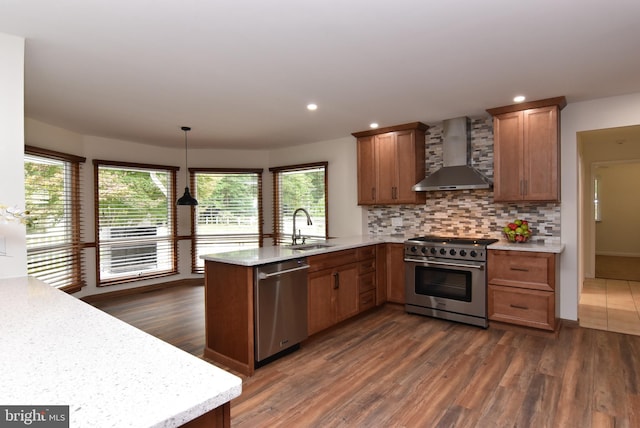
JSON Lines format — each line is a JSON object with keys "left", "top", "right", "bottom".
{"left": 561, "top": 92, "right": 640, "bottom": 320}
{"left": 594, "top": 162, "right": 640, "bottom": 256}
{"left": 0, "top": 33, "right": 26, "bottom": 278}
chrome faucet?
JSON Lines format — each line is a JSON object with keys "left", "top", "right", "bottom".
{"left": 292, "top": 208, "right": 313, "bottom": 245}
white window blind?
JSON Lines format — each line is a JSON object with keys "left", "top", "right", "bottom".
{"left": 95, "top": 162, "right": 177, "bottom": 285}
{"left": 24, "top": 149, "right": 85, "bottom": 292}
{"left": 192, "top": 170, "right": 262, "bottom": 273}
{"left": 271, "top": 163, "right": 327, "bottom": 245}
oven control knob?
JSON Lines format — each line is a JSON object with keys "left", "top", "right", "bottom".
{"left": 449, "top": 249, "right": 456, "bottom": 256}
{"left": 470, "top": 250, "right": 478, "bottom": 258}
{"left": 430, "top": 247, "right": 437, "bottom": 254}
{"left": 410, "top": 246, "right": 418, "bottom": 253}
{"left": 421, "top": 247, "right": 428, "bottom": 254}
{"left": 439, "top": 248, "right": 446, "bottom": 255}
{"left": 459, "top": 249, "right": 467, "bottom": 257}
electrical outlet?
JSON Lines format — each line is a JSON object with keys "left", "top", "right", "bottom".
{"left": 391, "top": 217, "right": 403, "bottom": 227}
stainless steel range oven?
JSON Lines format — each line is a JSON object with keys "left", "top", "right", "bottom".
{"left": 404, "top": 236, "right": 498, "bottom": 328}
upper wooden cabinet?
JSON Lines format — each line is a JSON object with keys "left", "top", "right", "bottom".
{"left": 353, "top": 122, "right": 428, "bottom": 205}
{"left": 487, "top": 97, "right": 566, "bottom": 202}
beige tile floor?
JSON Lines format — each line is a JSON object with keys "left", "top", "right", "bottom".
{"left": 579, "top": 277, "right": 640, "bottom": 336}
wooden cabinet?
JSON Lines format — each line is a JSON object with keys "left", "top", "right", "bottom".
{"left": 385, "top": 243, "right": 406, "bottom": 304}
{"left": 487, "top": 249, "right": 558, "bottom": 331}
{"left": 307, "top": 250, "right": 359, "bottom": 336}
{"left": 357, "top": 246, "right": 377, "bottom": 312}
{"left": 375, "top": 244, "right": 388, "bottom": 305}
{"left": 353, "top": 122, "right": 428, "bottom": 205}
{"left": 487, "top": 96, "right": 566, "bottom": 202}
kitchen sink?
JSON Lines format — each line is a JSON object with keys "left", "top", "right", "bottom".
{"left": 286, "top": 243, "right": 334, "bottom": 251}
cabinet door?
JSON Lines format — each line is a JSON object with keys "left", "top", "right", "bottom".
{"left": 357, "top": 136, "right": 377, "bottom": 204}
{"left": 307, "top": 270, "right": 335, "bottom": 336}
{"left": 394, "top": 130, "right": 420, "bottom": 203}
{"left": 375, "top": 133, "right": 397, "bottom": 203}
{"left": 523, "top": 106, "right": 559, "bottom": 201}
{"left": 493, "top": 111, "right": 524, "bottom": 202}
{"left": 335, "top": 263, "right": 359, "bottom": 322}
{"left": 386, "top": 243, "right": 406, "bottom": 304}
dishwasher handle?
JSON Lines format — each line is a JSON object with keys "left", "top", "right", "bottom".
{"left": 258, "top": 264, "right": 309, "bottom": 280}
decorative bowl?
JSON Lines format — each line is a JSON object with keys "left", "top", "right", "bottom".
{"left": 502, "top": 219, "right": 532, "bottom": 243}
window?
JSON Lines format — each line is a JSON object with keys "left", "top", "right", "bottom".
{"left": 270, "top": 162, "right": 328, "bottom": 245}
{"left": 94, "top": 160, "right": 178, "bottom": 285}
{"left": 24, "top": 146, "right": 86, "bottom": 292}
{"left": 191, "top": 169, "right": 263, "bottom": 273}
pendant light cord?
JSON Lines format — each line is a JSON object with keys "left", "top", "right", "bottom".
{"left": 182, "top": 126, "right": 191, "bottom": 185}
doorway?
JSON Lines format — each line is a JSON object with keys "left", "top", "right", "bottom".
{"left": 578, "top": 126, "right": 640, "bottom": 336}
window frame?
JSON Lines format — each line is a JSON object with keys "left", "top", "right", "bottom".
{"left": 93, "top": 159, "right": 179, "bottom": 286}
{"left": 24, "top": 145, "right": 86, "bottom": 293}
{"left": 270, "top": 161, "right": 328, "bottom": 245}
{"left": 190, "top": 168, "right": 264, "bottom": 273}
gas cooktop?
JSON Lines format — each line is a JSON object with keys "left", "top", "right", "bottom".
{"left": 404, "top": 235, "right": 498, "bottom": 261}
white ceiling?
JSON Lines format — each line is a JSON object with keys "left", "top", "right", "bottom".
{"left": 2, "top": 0, "right": 640, "bottom": 149}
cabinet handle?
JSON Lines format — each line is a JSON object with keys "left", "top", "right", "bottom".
{"left": 510, "top": 267, "right": 529, "bottom": 272}
{"left": 520, "top": 179, "right": 524, "bottom": 196}
{"left": 372, "top": 188, "right": 376, "bottom": 200}
{"left": 392, "top": 187, "right": 396, "bottom": 200}
{"left": 510, "top": 304, "right": 529, "bottom": 310}
{"left": 333, "top": 272, "right": 339, "bottom": 289}
{"left": 523, "top": 180, "right": 528, "bottom": 196}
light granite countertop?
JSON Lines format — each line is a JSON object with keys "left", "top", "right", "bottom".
{"left": 488, "top": 239, "right": 565, "bottom": 253}
{"left": 200, "top": 235, "right": 408, "bottom": 266}
{"left": 201, "top": 234, "right": 565, "bottom": 266}
{"left": 0, "top": 276, "right": 242, "bottom": 428}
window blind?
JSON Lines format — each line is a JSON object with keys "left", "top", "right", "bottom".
{"left": 270, "top": 162, "right": 327, "bottom": 245}
{"left": 24, "top": 147, "right": 85, "bottom": 292}
{"left": 95, "top": 161, "right": 178, "bottom": 285}
{"left": 192, "top": 169, "right": 263, "bottom": 273}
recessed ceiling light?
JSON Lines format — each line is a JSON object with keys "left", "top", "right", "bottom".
{"left": 513, "top": 95, "right": 526, "bottom": 103}
{"left": 370, "top": 123, "right": 379, "bottom": 129}
{"left": 307, "top": 103, "right": 318, "bottom": 111}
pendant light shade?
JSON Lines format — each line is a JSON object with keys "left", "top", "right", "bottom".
{"left": 177, "top": 126, "right": 198, "bottom": 206}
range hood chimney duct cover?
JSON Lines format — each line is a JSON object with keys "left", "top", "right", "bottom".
{"left": 412, "top": 117, "right": 492, "bottom": 191}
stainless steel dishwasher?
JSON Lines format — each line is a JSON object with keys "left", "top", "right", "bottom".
{"left": 254, "top": 257, "right": 309, "bottom": 364}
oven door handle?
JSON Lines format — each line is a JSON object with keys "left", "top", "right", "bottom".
{"left": 404, "top": 258, "right": 485, "bottom": 270}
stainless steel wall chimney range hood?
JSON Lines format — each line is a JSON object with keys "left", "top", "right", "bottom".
{"left": 412, "top": 116, "right": 492, "bottom": 191}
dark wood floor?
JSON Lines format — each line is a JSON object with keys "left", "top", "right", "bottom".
{"left": 91, "top": 284, "right": 640, "bottom": 428}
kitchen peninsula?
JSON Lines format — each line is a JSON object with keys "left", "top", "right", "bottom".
{"left": 201, "top": 236, "right": 395, "bottom": 376}
{"left": 202, "top": 235, "right": 565, "bottom": 375}
{"left": 0, "top": 276, "right": 241, "bottom": 428}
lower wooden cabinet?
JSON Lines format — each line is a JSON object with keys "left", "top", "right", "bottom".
{"left": 307, "top": 250, "right": 360, "bottom": 336}
{"left": 386, "top": 243, "right": 406, "bottom": 304}
{"left": 307, "top": 245, "right": 380, "bottom": 336}
{"left": 487, "top": 249, "right": 558, "bottom": 331}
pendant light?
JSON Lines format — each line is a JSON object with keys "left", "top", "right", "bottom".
{"left": 177, "top": 126, "right": 198, "bottom": 206}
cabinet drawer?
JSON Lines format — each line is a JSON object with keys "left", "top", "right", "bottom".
{"left": 488, "top": 250, "right": 555, "bottom": 291}
{"left": 358, "top": 258, "right": 376, "bottom": 274}
{"left": 308, "top": 249, "right": 358, "bottom": 273}
{"left": 488, "top": 285, "right": 555, "bottom": 331}
{"left": 359, "top": 290, "right": 376, "bottom": 311}
{"left": 359, "top": 271, "right": 376, "bottom": 293}
{"left": 356, "top": 245, "right": 376, "bottom": 261}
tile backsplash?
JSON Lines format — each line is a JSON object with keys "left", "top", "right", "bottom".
{"left": 366, "top": 117, "right": 561, "bottom": 242}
